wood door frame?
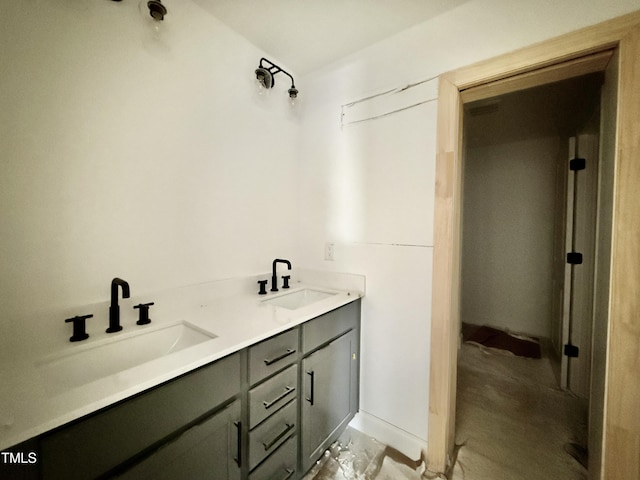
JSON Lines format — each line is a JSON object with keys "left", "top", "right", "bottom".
{"left": 427, "top": 10, "right": 640, "bottom": 479}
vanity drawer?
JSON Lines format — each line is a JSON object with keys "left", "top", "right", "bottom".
{"left": 248, "top": 400, "right": 296, "bottom": 471}
{"left": 249, "top": 328, "right": 298, "bottom": 385}
{"left": 249, "top": 435, "right": 297, "bottom": 480}
{"left": 302, "top": 300, "right": 360, "bottom": 354}
{"left": 249, "top": 365, "right": 297, "bottom": 429}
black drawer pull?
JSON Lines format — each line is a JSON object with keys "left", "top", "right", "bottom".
{"left": 233, "top": 421, "right": 241, "bottom": 467}
{"left": 280, "top": 468, "right": 295, "bottom": 480}
{"left": 264, "top": 348, "right": 296, "bottom": 366}
{"left": 263, "top": 386, "right": 296, "bottom": 409}
{"left": 262, "top": 423, "right": 295, "bottom": 451}
{"left": 305, "top": 370, "right": 315, "bottom": 405}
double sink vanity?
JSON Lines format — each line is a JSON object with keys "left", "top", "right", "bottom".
{"left": 1, "top": 268, "right": 364, "bottom": 479}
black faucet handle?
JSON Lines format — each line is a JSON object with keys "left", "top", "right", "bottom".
{"left": 65, "top": 314, "right": 93, "bottom": 342}
{"left": 258, "top": 280, "right": 268, "bottom": 295}
{"left": 282, "top": 275, "right": 291, "bottom": 289}
{"left": 134, "top": 302, "right": 154, "bottom": 325}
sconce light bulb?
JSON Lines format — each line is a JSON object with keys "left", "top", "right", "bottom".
{"left": 288, "top": 86, "right": 298, "bottom": 106}
{"left": 255, "top": 67, "right": 273, "bottom": 91}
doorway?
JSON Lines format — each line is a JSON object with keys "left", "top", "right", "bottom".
{"left": 460, "top": 73, "right": 603, "bottom": 394}
{"left": 427, "top": 11, "right": 640, "bottom": 480}
{"left": 453, "top": 73, "right": 604, "bottom": 477}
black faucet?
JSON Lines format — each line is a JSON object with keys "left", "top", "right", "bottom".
{"left": 271, "top": 259, "right": 292, "bottom": 292}
{"left": 107, "top": 277, "right": 130, "bottom": 333}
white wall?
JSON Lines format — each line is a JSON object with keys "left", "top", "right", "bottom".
{"left": 0, "top": 1, "right": 300, "bottom": 362}
{"left": 461, "top": 137, "right": 563, "bottom": 338}
{"left": 296, "top": 0, "right": 639, "bottom": 459}
{"left": 2, "top": 0, "right": 638, "bottom": 463}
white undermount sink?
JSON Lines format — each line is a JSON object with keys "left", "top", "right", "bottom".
{"left": 262, "top": 288, "right": 337, "bottom": 310}
{"left": 38, "top": 322, "right": 216, "bottom": 390}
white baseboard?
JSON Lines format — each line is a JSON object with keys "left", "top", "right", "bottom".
{"left": 349, "top": 411, "right": 428, "bottom": 462}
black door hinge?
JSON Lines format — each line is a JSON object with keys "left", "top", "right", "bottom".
{"left": 570, "top": 158, "right": 586, "bottom": 171}
{"left": 564, "top": 344, "right": 580, "bottom": 358}
{"left": 567, "top": 252, "right": 583, "bottom": 264}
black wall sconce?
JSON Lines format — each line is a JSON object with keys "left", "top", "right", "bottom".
{"left": 255, "top": 57, "right": 298, "bottom": 104}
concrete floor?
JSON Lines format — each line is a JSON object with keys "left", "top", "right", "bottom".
{"left": 451, "top": 341, "right": 588, "bottom": 479}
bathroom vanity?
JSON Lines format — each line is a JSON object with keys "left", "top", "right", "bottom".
{"left": 3, "top": 291, "right": 361, "bottom": 480}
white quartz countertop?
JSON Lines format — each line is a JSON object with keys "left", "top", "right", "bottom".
{"left": 0, "top": 271, "right": 364, "bottom": 451}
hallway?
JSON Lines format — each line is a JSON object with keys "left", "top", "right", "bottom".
{"left": 451, "top": 340, "right": 588, "bottom": 479}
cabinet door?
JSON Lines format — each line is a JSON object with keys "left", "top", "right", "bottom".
{"left": 118, "top": 400, "right": 241, "bottom": 480}
{"left": 301, "top": 330, "right": 357, "bottom": 472}
{"left": 40, "top": 352, "right": 241, "bottom": 480}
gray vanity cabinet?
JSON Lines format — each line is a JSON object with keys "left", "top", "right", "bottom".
{"left": 300, "top": 300, "right": 360, "bottom": 473}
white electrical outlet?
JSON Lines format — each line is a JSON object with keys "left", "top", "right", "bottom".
{"left": 324, "top": 242, "right": 335, "bottom": 261}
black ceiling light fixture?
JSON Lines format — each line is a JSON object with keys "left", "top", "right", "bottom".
{"left": 255, "top": 57, "right": 298, "bottom": 105}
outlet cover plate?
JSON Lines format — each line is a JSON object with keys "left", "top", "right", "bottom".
{"left": 324, "top": 242, "right": 335, "bottom": 261}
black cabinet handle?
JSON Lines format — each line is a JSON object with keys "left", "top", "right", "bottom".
{"left": 280, "top": 468, "right": 295, "bottom": 480}
{"left": 233, "top": 421, "right": 241, "bottom": 467}
{"left": 262, "top": 423, "right": 295, "bottom": 451}
{"left": 263, "top": 386, "right": 296, "bottom": 409}
{"left": 305, "top": 370, "right": 315, "bottom": 405}
{"left": 264, "top": 348, "right": 296, "bottom": 366}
